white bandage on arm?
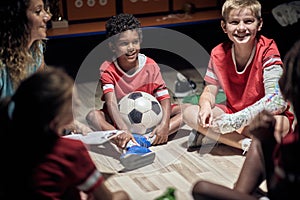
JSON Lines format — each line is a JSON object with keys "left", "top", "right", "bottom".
{"left": 262, "top": 64, "right": 287, "bottom": 113}
{"left": 212, "top": 65, "right": 287, "bottom": 134}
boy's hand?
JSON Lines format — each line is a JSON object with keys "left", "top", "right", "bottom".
{"left": 149, "top": 124, "right": 169, "bottom": 145}
{"left": 112, "top": 130, "right": 138, "bottom": 149}
{"left": 198, "top": 104, "right": 213, "bottom": 128}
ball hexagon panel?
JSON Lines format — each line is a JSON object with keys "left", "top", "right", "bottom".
{"left": 133, "top": 97, "right": 152, "bottom": 113}
{"left": 118, "top": 98, "right": 135, "bottom": 114}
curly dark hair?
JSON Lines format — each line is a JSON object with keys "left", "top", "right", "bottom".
{"left": 105, "top": 13, "right": 143, "bottom": 41}
{"left": 0, "top": 0, "right": 44, "bottom": 89}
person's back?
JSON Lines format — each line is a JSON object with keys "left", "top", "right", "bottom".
{"left": 0, "top": 67, "right": 129, "bottom": 200}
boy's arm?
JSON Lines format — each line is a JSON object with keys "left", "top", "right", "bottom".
{"left": 199, "top": 84, "right": 218, "bottom": 108}
{"left": 150, "top": 98, "right": 171, "bottom": 145}
{"left": 104, "top": 92, "right": 134, "bottom": 148}
{"left": 104, "top": 92, "right": 128, "bottom": 130}
{"left": 212, "top": 65, "right": 287, "bottom": 134}
{"left": 198, "top": 84, "right": 219, "bottom": 127}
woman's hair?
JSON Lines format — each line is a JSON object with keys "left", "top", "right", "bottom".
{"left": 221, "top": 0, "right": 262, "bottom": 21}
{"left": 280, "top": 40, "right": 300, "bottom": 121}
{"left": 0, "top": 0, "right": 44, "bottom": 89}
{"left": 105, "top": 13, "right": 143, "bottom": 42}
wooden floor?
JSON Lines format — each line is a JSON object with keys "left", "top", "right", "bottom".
{"left": 88, "top": 126, "right": 246, "bottom": 200}
{"left": 74, "top": 69, "right": 266, "bottom": 200}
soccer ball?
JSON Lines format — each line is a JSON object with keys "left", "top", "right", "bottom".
{"left": 118, "top": 91, "right": 163, "bottom": 134}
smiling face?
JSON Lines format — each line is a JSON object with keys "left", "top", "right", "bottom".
{"left": 221, "top": 7, "right": 262, "bottom": 46}
{"left": 26, "top": 0, "right": 51, "bottom": 47}
{"left": 111, "top": 29, "right": 141, "bottom": 72}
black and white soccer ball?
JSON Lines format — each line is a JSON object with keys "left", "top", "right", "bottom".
{"left": 118, "top": 91, "right": 163, "bottom": 134}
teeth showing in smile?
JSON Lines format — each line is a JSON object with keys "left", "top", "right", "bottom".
{"left": 235, "top": 34, "right": 248, "bottom": 39}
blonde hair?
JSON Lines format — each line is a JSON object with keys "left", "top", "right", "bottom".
{"left": 221, "top": 0, "right": 262, "bottom": 21}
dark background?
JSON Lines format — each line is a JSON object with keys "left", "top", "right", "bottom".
{"left": 44, "top": 1, "right": 300, "bottom": 79}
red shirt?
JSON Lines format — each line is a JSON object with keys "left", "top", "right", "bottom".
{"left": 32, "top": 138, "right": 104, "bottom": 199}
{"left": 205, "top": 35, "right": 283, "bottom": 113}
{"left": 100, "top": 54, "right": 170, "bottom": 102}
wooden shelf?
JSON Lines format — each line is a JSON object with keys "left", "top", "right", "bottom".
{"left": 47, "top": 10, "right": 221, "bottom": 39}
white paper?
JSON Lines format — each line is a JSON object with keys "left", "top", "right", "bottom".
{"left": 64, "top": 130, "right": 123, "bottom": 145}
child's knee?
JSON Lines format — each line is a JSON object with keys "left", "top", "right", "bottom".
{"left": 86, "top": 109, "right": 105, "bottom": 122}
{"left": 183, "top": 104, "right": 199, "bottom": 124}
{"left": 86, "top": 110, "right": 98, "bottom": 122}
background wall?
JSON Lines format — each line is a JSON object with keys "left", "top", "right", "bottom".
{"left": 45, "top": 0, "right": 300, "bottom": 78}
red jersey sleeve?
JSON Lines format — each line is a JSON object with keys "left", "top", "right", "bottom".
{"left": 33, "top": 138, "right": 104, "bottom": 198}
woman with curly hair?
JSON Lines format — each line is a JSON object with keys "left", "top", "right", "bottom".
{"left": 0, "top": 0, "right": 93, "bottom": 135}
{"left": 0, "top": 0, "right": 51, "bottom": 98}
